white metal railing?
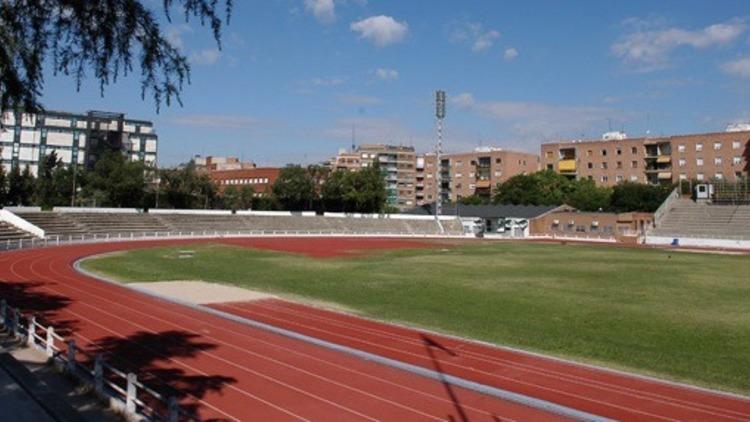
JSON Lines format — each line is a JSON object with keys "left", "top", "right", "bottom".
{"left": 653, "top": 187, "right": 680, "bottom": 228}
{"left": 0, "top": 229, "right": 471, "bottom": 252}
{"left": 0, "top": 298, "right": 195, "bottom": 421}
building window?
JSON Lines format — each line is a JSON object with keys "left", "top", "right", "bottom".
{"left": 631, "top": 147, "right": 638, "bottom": 154}
{"left": 496, "top": 158, "right": 502, "bottom": 164}
{"left": 616, "top": 161, "right": 623, "bottom": 169}
{"left": 545, "top": 151, "right": 553, "bottom": 158}
{"left": 732, "top": 141, "right": 741, "bottom": 149}
{"left": 547, "top": 164, "right": 553, "bottom": 170}
{"left": 697, "top": 173, "right": 704, "bottom": 181}
{"left": 696, "top": 158, "right": 703, "bottom": 166}
{"left": 679, "top": 173, "right": 687, "bottom": 180}
{"left": 601, "top": 162, "right": 608, "bottom": 169}
{"left": 678, "top": 144, "right": 686, "bottom": 153}
{"left": 616, "top": 175, "right": 623, "bottom": 182}
{"left": 733, "top": 156, "right": 742, "bottom": 165}
{"left": 616, "top": 148, "right": 622, "bottom": 155}
{"left": 679, "top": 159, "right": 686, "bottom": 167}
{"left": 587, "top": 150, "right": 593, "bottom": 157}
{"left": 601, "top": 175, "right": 608, "bottom": 183}
{"left": 714, "top": 157, "right": 722, "bottom": 166}
{"left": 696, "top": 143, "right": 703, "bottom": 152}
{"left": 602, "top": 149, "right": 607, "bottom": 156}
{"left": 713, "top": 142, "right": 722, "bottom": 150}
{"left": 631, "top": 160, "right": 638, "bottom": 168}
{"left": 715, "top": 173, "right": 724, "bottom": 180}
{"left": 630, "top": 175, "right": 639, "bottom": 182}
{"left": 587, "top": 162, "right": 593, "bottom": 169}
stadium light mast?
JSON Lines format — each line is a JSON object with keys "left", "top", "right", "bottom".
{"left": 435, "top": 90, "right": 446, "bottom": 217}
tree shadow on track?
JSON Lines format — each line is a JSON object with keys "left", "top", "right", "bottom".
{"left": 0, "top": 282, "right": 78, "bottom": 334}
{"left": 85, "top": 330, "right": 237, "bottom": 420}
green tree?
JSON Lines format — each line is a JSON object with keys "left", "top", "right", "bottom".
{"left": 160, "top": 161, "right": 217, "bottom": 209}
{"left": 0, "top": 1, "right": 231, "bottom": 113}
{"left": 458, "top": 194, "right": 491, "bottom": 206}
{"left": 7, "top": 164, "right": 36, "bottom": 206}
{"left": 34, "top": 151, "right": 65, "bottom": 208}
{"left": 321, "top": 164, "right": 387, "bottom": 213}
{"left": 493, "top": 170, "right": 575, "bottom": 206}
{"left": 0, "top": 163, "right": 7, "bottom": 205}
{"left": 609, "top": 182, "right": 672, "bottom": 213}
{"left": 82, "top": 151, "right": 147, "bottom": 207}
{"left": 272, "top": 165, "right": 316, "bottom": 211}
{"left": 321, "top": 170, "right": 347, "bottom": 212}
{"left": 566, "top": 179, "right": 612, "bottom": 212}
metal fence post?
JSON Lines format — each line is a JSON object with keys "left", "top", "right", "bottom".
{"left": 0, "top": 299, "right": 6, "bottom": 327}
{"left": 46, "top": 326, "right": 55, "bottom": 357}
{"left": 27, "top": 316, "right": 35, "bottom": 346}
{"left": 126, "top": 373, "right": 138, "bottom": 414}
{"left": 94, "top": 355, "right": 104, "bottom": 394}
{"left": 66, "top": 340, "right": 76, "bottom": 373}
{"left": 168, "top": 396, "right": 180, "bottom": 422}
{"left": 12, "top": 308, "right": 20, "bottom": 337}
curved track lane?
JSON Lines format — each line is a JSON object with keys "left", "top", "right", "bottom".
{"left": 0, "top": 239, "right": 567, "bottom": 421}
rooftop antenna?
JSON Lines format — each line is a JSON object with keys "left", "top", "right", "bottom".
{"left": 351, "top": 123, "right": 356, "bottom": 152}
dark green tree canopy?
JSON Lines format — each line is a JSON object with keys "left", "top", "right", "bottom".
{"left": 272, "top": 165, "right": 316, "bottom": 211}
{"left": 493, "top": 170, "right": 665, "bottom": 212}
{"left": 0, "top": 0, "right": 231, "bottom": 112}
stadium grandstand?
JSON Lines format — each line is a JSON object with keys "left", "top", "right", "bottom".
{"left": 0, "top": 208, "right": 465, "bottom": 249}
{"left": 647, "top": 182, "right": 750, "bottom": 249}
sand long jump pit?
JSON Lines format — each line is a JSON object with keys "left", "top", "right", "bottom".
{"left": 129, "top": 280, "right": 276, "bottom": 305}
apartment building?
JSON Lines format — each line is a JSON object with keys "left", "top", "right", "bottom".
{"left": 210, "top": 167, "right": 280, "bottom": 197}
{"left": 417, "top": 147, "right": 540, "bottom": 205}
{"left": 194, "top": 155, "right": 256, "bottom": 172}
{"left": 541, "top": 129, "right": 750, "bottom": 186}
{"left": 329, "top": 144, "right": 417, "bottom": 209}
{"left": 0, "top": 110, "right": 157, "bottom": 175}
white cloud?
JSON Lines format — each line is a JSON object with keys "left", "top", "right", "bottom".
{"left": 503, "top": 47, "right": 519, "bottom": 61}
{"left": 452, "top": 92, "right": 626, "bottom": 142}
{"left": 350, "top": 15, "right": 408, "bottom": 47}
{"left": 189, "top": 48, "right": 221, "bottom": 65}
{"left": 612, "top": 18, "right": 747, "bottom": 70}
{"left": 304, "top": 0, "right": 336, "bottom": 24}
{"left": 337, "top": 94, "right": 382, "bottom": 106}
{"left": 167, "top": 115, "right": 261, "bottom": 129}
{"left": 451, "top": 22, "right": 501, "bottom": 53}
{"left": 165, "top": 24, "right": 192, "bottom": 50}
{"left": 722, "top": 56, "right": 750, "bottom": 77}
{"left": 374, "top": 68, "right": 399, "bottom": 80}
{"left": 312, "top": 77, "right": 346, "bottom": 86}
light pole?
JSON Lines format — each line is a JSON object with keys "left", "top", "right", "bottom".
{"left": 435, "top": 90, "right": 446, "bottom": 218}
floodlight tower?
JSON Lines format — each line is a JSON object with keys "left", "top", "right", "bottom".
{"left": 435, "top": 90, "right": 446, "bottom": 217}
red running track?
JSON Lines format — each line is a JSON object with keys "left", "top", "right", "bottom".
{"left": 0, "top": 239, "right": 568, "bottom": 421}
{"left": 212, "top": 299, "right": 750, "bottom": 422}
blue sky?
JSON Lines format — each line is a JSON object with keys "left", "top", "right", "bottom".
{"left": 40, "top": 0, "right": 750, "bottom": 166}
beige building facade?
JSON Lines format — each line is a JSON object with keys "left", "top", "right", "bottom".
{"left": 417, "top": 148, "right": 540, "bottom": 205}
{"left": 541, "top": 130, "right": 750, "bottom": 186}
{"left": 329, "top": 144, "right": 417, "bottom": 209}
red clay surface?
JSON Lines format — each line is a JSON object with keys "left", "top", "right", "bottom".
{"left": 0, "top": 238, "right": 566, "bottom": 421}
{"left": 213, "top": 299, "right": 750, "bottom": 422}
{"left": 218, "top": 236, "right": 439, "bottom": 258}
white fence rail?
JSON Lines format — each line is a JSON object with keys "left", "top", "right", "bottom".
{"left": 0, "top": 229, "right": 470, "bottom": 252}
{"left": 0, "top": 298, "right": 195, "bottom": 421}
